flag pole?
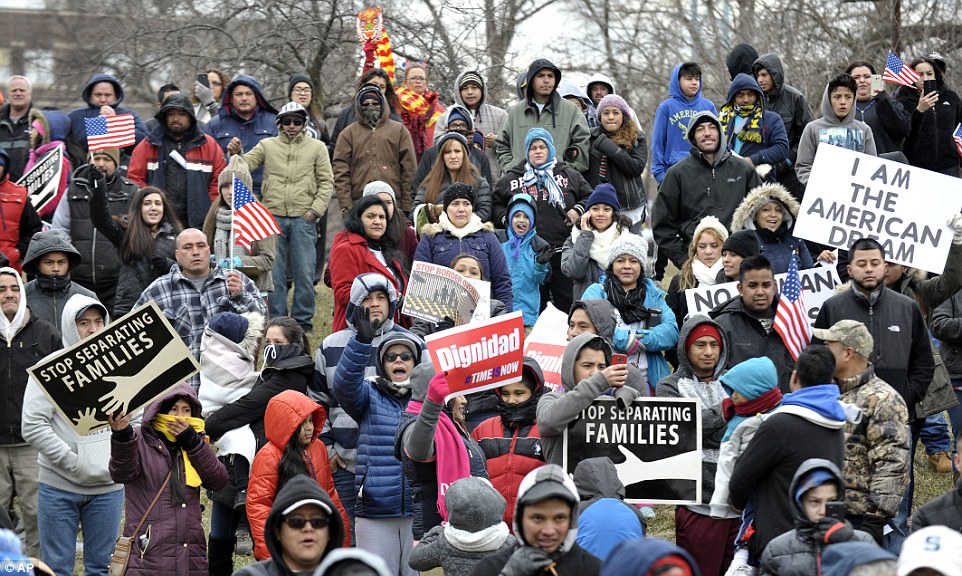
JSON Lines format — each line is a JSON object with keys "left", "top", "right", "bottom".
{"left": 229, "top": 172, "right": 236, "bottom": 271}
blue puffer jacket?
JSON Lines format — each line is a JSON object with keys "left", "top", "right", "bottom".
{"left": 582, "top": 277, "right": 678, "bottom": 388}
{"left": 66, "top": 73, "right": 147, "bottom": 164}
{"left": 331, "top": 334, "right": 414, "bottom": 518}
{"left": 204, "top": 75, "right": 278, "bottom": 195}
{"left": 414, "top": 216, "right": 514, "bottom": 312}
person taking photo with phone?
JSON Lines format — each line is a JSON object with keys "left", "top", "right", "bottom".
{"left": 845, "top": 60, "right": 911, "bottom": 156}
{"left": 896, "top": 56, "right": 962, "bottom": 176}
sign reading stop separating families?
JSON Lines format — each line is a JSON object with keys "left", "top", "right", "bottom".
{"left": 28, "top": 301, "right": 199, "bottom": 435}
{"left": 563, "top": 396, "right": 702, "bottom": 505}
{"left": 795, "top": 146, "right": 962, "bottom": 274}
{"left": 425, "top": 311, "right": 525, "bottom": 402}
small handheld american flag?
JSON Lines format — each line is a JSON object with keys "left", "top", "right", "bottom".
{"left": 774, "top": 254, "right": 812, "bottom": 362}
{"left": 232, "top": 177, "right": 281, "bottom": 251}
{"left": 882, "top": 52, "right": 921, "bottom": 88}
{"left": 84, "top": 114, "right": 136, "bottom": 150}
{"left": 954, "top": 124, "right": 962, "bottom": 159}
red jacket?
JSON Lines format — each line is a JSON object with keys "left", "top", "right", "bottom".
{"left": 247, "top": 390, "right": 349, "bottom": 560}
{"left": 0, "top": 177, "right": 40, "bottom": 272}
{"left": 329, "top": 230, "right": 408, "bottom": 332}
{"left": 471, "top": 417, "right": 544, "bottom": 530}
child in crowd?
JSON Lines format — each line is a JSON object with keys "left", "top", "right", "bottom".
{"left": 561, "top": 183, "right": 633, "bottom": 300}
{"left": 497, "top": 193, "right": 551, "bottom": 326}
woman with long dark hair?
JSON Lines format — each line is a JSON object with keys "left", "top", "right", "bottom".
{"left": 329, "top": 195, "right": 408, "bottom": 331}
{"left": 412, "top": 132, "right": 492, "bottom": 227}
{"left": 90, "top": 183, "right": 182, "bottom": 316}
{"left": 896, "top": 56, "right": 962, "bottom": 176}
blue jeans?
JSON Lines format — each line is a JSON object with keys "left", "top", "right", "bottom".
{"left": 332, "top": 467, "right": 356, "bottom": 545}
{"left": 885, "top": 418, "right": 924, "bottom": 555}
{"left": 269, "top": 215, "right": 317, "bottom": 329}
{"left": 37, "top": 483, "right": 123, "bottom": 576}
{"left": 921, "top": 412, "right": 952, "bottom": 454}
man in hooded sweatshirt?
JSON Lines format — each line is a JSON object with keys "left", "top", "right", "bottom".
{"left": 650, "top": 62, "right": 718, "bottom": 184}
{"left": 333, "top": 85, "right": 417, "bottom": 215}
{"left": 718, "top": 73, "right": 789, "bottom": 175}
{"left": 65, "top": 72, "right": 148, "bottom": 168}
{"left": 21, "top": 229, "right": 96, "bottom": 333}
{"left": 233, "top": 474, "right": 347, "bottom": 576}
{"left": 728, "top": 345, "right": 849, "bottom": 566}
{"left": 657, "top": 314, "right": 740, "bottom": 575}
{"left": 794, "top": 73, "right": 877, "bottom": 185}
{"left": 469, "top": 463, "right": 602, "bottom": 576}
{"left": 21, "top": 294, "right": 123, "bottom": 576}
{"left": 436, "top": 70, "right": 507, "bottom": 179}
{"left": 128, "top": 93, "right": 227, "bottom": 228}
{"left": 495, "top": 58, "right": 590, "bottom": 173}
{"left": 652, "top": 112, "right": 760, "bottom": 275}
{"left": 0, "top": 267, "right": 60, "bottom": 557}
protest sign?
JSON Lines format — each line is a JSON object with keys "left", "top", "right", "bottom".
{"left": 795, "top": 146, "right": 962, "bottom": 274}
{"left": 523, "top": 303, "right": 569, "bottom": 391}
{"left": 28, "top": 301, "right": 199, "bottom": 435}
{"left": 17, "top": 146, "right": 64, "bottom": 214}
{"left": 564, "top": 396, "right": 702, "bottom": 504}
{"left": 425, "top": 311, "right": 524, "bottom": 401}
{"left": 403, "top": 261, "right": 484, "bottom": 325}
{"left": 463, "top": 276, "right": 491, "bottom": 323}
{"left": 685, "top": 265, "right": 840, "bottom": 325}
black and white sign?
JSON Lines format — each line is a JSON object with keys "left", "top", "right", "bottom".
{"left": 563, "top": 396, "right": 702, "bottom": 505}
{"left": 795, "top": 146, "right": 962, "bottom": 274}
{"left": 17, "top": 146, "right": 63, "bottom": 214}
{"left": 28, "top": 302, "right": 199, "bottom": 435}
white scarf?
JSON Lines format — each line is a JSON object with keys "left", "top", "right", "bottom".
{"left": 692, "top": 258, "right": 723, "bottom": 286}
{"left": 439, "top": 212, "right": 484, "bottom": 238}
{"left": 574, "top": 225, "right": 622, "bottom": 270}
{"left": 443, "top": 522, "right": 510, "bottom": 552}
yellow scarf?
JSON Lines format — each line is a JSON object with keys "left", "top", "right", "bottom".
{"left": 152, "top": 414, "right": 207, "bottom": 488}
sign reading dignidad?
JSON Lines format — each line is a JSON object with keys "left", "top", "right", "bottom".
{"left": 795, "top": 146, "right": 962, "bottom": 274}
{"left": 28, "top": 301, "right": 200, "bottom": 435}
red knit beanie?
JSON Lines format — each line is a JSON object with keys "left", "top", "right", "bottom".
{"left": 686, "top": 323, "right": 722, "bottom": 351}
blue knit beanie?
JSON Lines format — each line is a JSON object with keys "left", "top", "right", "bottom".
{"left": 208, "top": 312, "right": 248, "bottom": 344}
{"left": 447, "top": 108, "right": 470, "bottom": 126}
{"left": 585, "top": 183, "right": 621, "bottom": 212}
{"left": 524, "top": 128, "right": 556, "bottom": 165}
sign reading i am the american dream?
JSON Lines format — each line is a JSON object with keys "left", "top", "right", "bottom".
{"left": 684, "top": 265, "right": 841, "bottom": 324}
{"left": 795, "top": 146, "right": 962, "bottom": 274}
{"left": 563, "top": 397, "right": 702, "bottom": 505}
{"left": 28, "top": 301, "right": 200, "bottom": 435}
{"left": 425, "top": 311, "right": 525, "bottom": 402}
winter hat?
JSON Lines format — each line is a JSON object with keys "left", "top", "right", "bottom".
{"left": 22, "top": 229, "right": 82, "bottom": 275}
{"left": 794, "top": 468, "right": 838, "bottom": 507}
{"left": 315, "top": 548, "right": 392, "bottom": 576}
{"left": 722, "top": 229, "right": 761, "bottom": 259}
{"left": 692, "top": 215, "right": 729, "bottom": 245}
{"left": 287, "top": 73, "right": 313, "bottom": 98}
{"left": 29, "top": 109, "right": 49, "bottom": 144}
{"left": 436, "top": 132, "right": 469, "bottom": 155}
{"left": 898, "top": 526, "right": 962, "bottom": 576}
{"left": 595, "top": 94, "right": 631, "bottom": 123}
{"left": 585, "top": 183, "right": 621, "bottom": 212}
{"left": 275, "top": 101, "right": 308, "bottom": 124}
{"left": 90, "top": 147, "right": 121, "bottom": 169}
{"left": 459, "top": 71, "right": 484, "bottom": 91}
{"left": 687, "top": 114, "right": 719, "bottom": 141}
{"left": 443, "top": 182, "right": 476, "bottom": 211}
{"left": 362, "top": 180, "right": 396, "bottom": 205}
{"left": 822, "top": 542, "right": 897, "bottom": 576}
{"left": 446, "top": 477, "right": 507, "bottom": 533}
{"left": 508, "top": 195, "right": 536, "bottom": 231}
{"left": 218, "top": 154, "right": 254, "bottom": 192}
{"left": 360, "top": 90, "right": 382, "bottom": 105}
{"left": 208, "top": 312, "right": 248, "bottom": 345}
{"left": 686, "top": 323, "right": 722, "bottom": 351}
{"left": 377, "top": 333, "right": 421, "bottom": 367}
{"left": 601, "top": 537, "right": 701, "bottom": 576}
{"left": 523, "top": 127, "right": 556, "bottom": 164}
{"left": 719, "top": 356, "right": 778, "bottom": 400}
{"left": 346, "top": 273, "right": 398, "bottom": 329}
{"left": 447, "top": 108, "right": 470, "bottom": 127}
{"left": 606, "top": 233, "right": 648, "bottom": 269}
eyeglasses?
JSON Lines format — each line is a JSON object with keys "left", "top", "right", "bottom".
{"left": 292, "top": 87, "right": 312, "bottom": 94}
{"left": 280, "top": 117, "right": 305, "bottom": 127}
{"left": 282, "top": 516, "right": 329, "bottom": 530}
{"left": 385, "top": 351, "right": 414, "bottom": 362}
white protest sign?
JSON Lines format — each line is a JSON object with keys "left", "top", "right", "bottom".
{"left": 685, "top": 265, "right": 840, "bottom": 325}
{"left": 795, "top": 146, "right": 962, "bottom": 274}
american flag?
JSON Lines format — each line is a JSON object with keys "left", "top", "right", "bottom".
{"left": 954, "top": 124, "right": 962, "bottom": 158}
{"left": 84, "top": 114, "right": 136, "bottom": 150}
{"left": 774, "top": 254, "right": 812, "bottom": 362}
{"left": 882, "top": 52, "right": 921, "bottom": 88}
{"left": 232, "top": 176, "right": 281, "bottom": 251}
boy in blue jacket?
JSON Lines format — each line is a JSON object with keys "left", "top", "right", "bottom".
{"left": 497, "top": 193, "right": 552, "bottom": 326}
{"left": 651, "top": 62, "right": 718, "bottom": 183}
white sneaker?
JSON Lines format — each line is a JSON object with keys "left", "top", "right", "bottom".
{"left": 725, "top": 559, "right": 757, "bottom": 576}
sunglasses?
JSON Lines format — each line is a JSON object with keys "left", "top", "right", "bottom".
{"left": 385, "top": 351, "right": 414, "bottom": 362}
{"left": 282, "top": 516, "right": 329, "bottom": 530}
{"left": 281, "top": 117, "right": 305, "bottom": 127}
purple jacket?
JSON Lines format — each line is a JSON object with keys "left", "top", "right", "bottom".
{"left": 109, "top": 385, "right": 228, "bottom": 576}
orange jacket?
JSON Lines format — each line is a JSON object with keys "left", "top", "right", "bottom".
{"left": 247, "top": 390, "right": 350, "bottom": 560}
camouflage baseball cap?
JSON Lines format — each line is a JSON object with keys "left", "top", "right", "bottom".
{"left": 813, "top": 319, "right": 873, "bottom": 359}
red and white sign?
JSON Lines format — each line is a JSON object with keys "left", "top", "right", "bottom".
{"left": 523, "top": 303, "right": 569, "bottom": 391}
{"left": 425, "top": 311, "right": 525, "bottom": 401}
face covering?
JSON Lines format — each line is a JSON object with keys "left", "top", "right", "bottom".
{"left": 497, "top": 394, "right": 539, "bottom": 428}
{"left": 36, "top": 273, "right": 72, "bottom": 292}
{"left": 261, "top": 343, "right": 302, "bottom": 370}
{"left": 362, "top": 103, "right": 381, "bottom": 126}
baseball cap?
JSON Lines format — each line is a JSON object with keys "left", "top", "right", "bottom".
{"left": 898, "top": 526, "right": 962, "bottom": 576}
{"left": 281, "top": 498, "right": 332, "bottom": 516}
{"left": 813, "top": 319, "right": 873, "bottom": 359}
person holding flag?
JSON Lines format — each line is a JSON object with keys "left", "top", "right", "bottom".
{"left": 896, "top": 55, "right": 962, "bottom": 176}
{"left": 229, "top": 101, "right": 333, "bottom": 335}
{"left": 202, "top": 155, "right": 277, "bottom": 297}
{"left": 66, "top": 73, "right": 147, "bottom": 167}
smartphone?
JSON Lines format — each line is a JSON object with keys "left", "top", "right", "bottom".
{"left": 611, "top": 354, "right": 628, "bottom": 365}
{"left": 870, "top": 74, "right": 883, "bottom": 93}
{"left": 924, "top": 79, "right": 938, "bottom": 97}
{"left": 825, "top": 501, "right": 847, "bottom": 522}
{"left": 197, "top": 73, "right": 210, "bottom": 88}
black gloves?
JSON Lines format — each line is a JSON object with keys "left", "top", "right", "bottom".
{"left": 815, "top": 517, "right": 855, "bottom": 544}
{"left": 436, "top": 316, "right": 455, "bottom": 332}
{"left": 175, "top": 426, "right": 202, "bottom": 451}
{"left": 855, "top": 515, "right": 887, "bottom": 545}
{"left": 531, "top": 236, "right": 553, "bottom": 264}
{"left": 499, "top": 547, "right": 554, "bottom": 576}
{"left": 353, "top": 305, "right": 382, "bottom": 344}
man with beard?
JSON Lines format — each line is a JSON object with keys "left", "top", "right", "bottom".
{"left": 128, "top": 94, "right": 226, "bottom": 228}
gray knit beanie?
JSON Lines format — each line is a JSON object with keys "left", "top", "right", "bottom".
{"left": 445, "top": 477, "right": 506, "bottom": 533}
{"left": 606, "top": 233, "right": 649, "bottom": 269}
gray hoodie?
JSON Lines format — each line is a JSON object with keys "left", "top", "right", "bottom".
{"left": 795, "top": 82, "right": 877, "bottom": 184}
{"left": 21, "top": 293, "right": 122, "bottom": 495}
